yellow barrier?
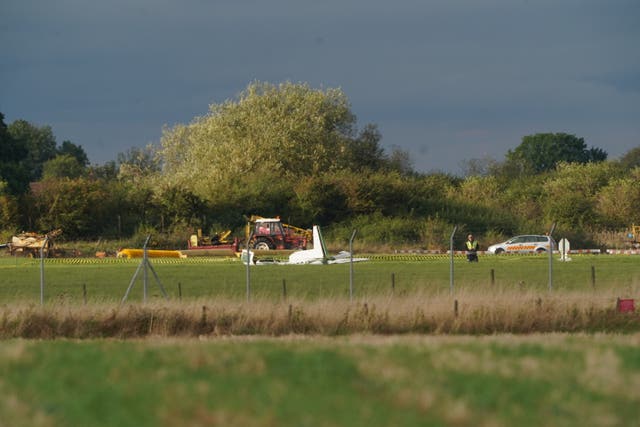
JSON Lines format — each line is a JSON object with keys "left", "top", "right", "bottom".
{"left": 116, "top": 249, "right": 184, "bottom": 259}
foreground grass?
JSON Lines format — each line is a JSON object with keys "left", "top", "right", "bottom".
{"left": 1, "top": 334, "right": 639, "bottom": 427}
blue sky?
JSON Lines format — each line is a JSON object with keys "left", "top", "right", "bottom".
{"left": 2, "top": 0, "right": 638, "bottom": 174}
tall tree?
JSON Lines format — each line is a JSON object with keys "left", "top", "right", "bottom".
{"left": 7, "top": 119, "right": 57, "bottom": 181}
{"left": 160, "top": 82, "right": 399, "bottom": 199}
{"left": 345, "top": 124, "right": 386, "bottom": 172}
{"left": 57, "top": 140, "right": 89, "bottom": 167}
{"left": 542, "top": 161, "right": 620, "bottom": 227}
{"left": 42, "top": 154, "right": 86, "bottom": 179}
{"left": 596, "top": 168, "right": 640, "bottom": 227}
{"left": 618, "top": 145, "right": 640, "bottom": 170}
{"left": 0, "top": 113, "right": 30, "bottom": 195}
{"left": 504, "top": 133, "right": 607, "bottom": 176}
{"left": 117, "top": 145, "right": 162, "bottom": 183}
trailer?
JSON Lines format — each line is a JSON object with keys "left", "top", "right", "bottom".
{"left": 6, "top": 229, "right": 62, "bottom": 257}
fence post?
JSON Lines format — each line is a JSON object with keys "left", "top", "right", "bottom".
{"left": 82, "top": 283, "right": 87, "bottom": 305}
{"left": 282, "top": 279, "right": 287, "bottom": 300}
{"left": 490, "top": 269, "right": 495, "bottom": 286}
{"left": 349, "top": 229, "right": 357, "bottom": 302}
{"left": 591, "top": 266, "right": 596, "bottom": 290}
{"left": 39, "top": 236, "right": 49, "bottom": 305}
{"left": 449, "top": 225, "right": 458, "bottom": 295}
{"left": 178, "top": 282, "right": 182, "bottom": 301}
{"left": 391, "top": 273, "right": 395, "bottom": 293}
{"left": 454, "top": 299, "right": 459, "bottom": 317}
{"left": 548, "top": 222, "right": 556, "bottom": 291}
{"left": 245, "top": 228, "right": 253, "bottom": 302}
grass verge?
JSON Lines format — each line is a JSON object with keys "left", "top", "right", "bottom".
{"left": 1, "top": 290, "right": 639, "bottom": 338}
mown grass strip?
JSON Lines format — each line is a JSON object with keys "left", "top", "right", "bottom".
{"left": 1, "top": 254, "right": 638, "bottom": 303}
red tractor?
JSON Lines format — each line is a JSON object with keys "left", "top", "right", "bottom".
{"left": 248, "top": 217, "right": 311, "bottom": 250}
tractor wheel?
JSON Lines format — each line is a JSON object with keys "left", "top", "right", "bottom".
{"left": 253, "top": 239, "right": 273, "bottom": 250}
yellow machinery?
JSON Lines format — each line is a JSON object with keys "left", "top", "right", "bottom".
{"left": 117, "top": 249, "right": 184, "bottom": 259}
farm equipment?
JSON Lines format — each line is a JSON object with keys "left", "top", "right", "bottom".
{"left": 245, "top": 216, "right": 311, "bottom": 250}
{"left": 184, "top": 216, "right": 311, "bottom": 255}
{"left": 6, "top": 229, "right": 62, "bottom": 257}
{"left": 184, "top": 228, "right": 240, "bottom": 256}
{"left": 627, "top": 224, "right": 640, "bottom": 249}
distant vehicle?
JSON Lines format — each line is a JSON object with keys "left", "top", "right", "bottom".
{"left": 487, "top": 235, "right": 555, "bottom": 254}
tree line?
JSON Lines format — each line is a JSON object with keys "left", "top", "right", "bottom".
{"left": 1, "top": 81, "right": 639, "bottom": 249}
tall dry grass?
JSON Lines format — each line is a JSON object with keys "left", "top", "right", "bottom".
{"left": 2, "top": 288, "right": 638, "bottom": 339}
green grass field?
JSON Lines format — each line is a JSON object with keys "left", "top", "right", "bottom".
{"left": 1, "top": 255, "right": 639, "bottom": 426}
{"left": 1, "top": 335, "right": 639, "bottom": 427}
{"left": 0, "top": 254, "right": 638, "bottom": 303}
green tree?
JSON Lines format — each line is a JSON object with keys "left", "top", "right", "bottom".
{"left": 343, "top": 124, "right": 388, "bottom": 172}
{"left": 0, "top": 193, "right": 19, "bottom": 231}
{"left": 0, "top": 113, "right": 30, "bottom": 195}
{"left": 618, "top": 145, "right": 640, "bottom": 170}
{"left": 57, "top": 140, "right": 89, "bottom": 167}
{"left": 456, "top": 175, "right": 503, "bottom": 208}
{"left": 460, "top": 155, "right": 499, "bottom": 177}
{"left": 42, "top": 154, "right": 86, "bottom": 179}
{"left": 159, "top": 81, "right": 395, "bottom": 200}
{"left": 117, "top": 145, "right": 161, "bottom": 183}
{"left": 88, "top": 161, "right": 118, "bottom": 180}
{"left": 155, "top": 185, "right": 209, "bottom": 229}
{"left": 542, "top": 161, "right": 621, "bottom": 228}
{"left": 595, "top": 168, "right": 640, "bottom": 227}
{"left": 294, "top": 173, "right": 350, "bottom": 224}
{"left": 28, "top": 177, "right": 105, "bottom": 238}
{"left": 7, "top": 119, "right": 57, "bottom": 181}
{"left": 499, "top": 174, "right": 546, "bottom": 230}
{"left": 388, "top": 146, "right": 414, "bottom": 176}
{"left": 504, "top": 133, "right": 607, "bottom": 176}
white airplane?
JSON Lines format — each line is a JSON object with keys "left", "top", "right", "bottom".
{"left": 242, "top": 225, "right": 368, "bottom": 265}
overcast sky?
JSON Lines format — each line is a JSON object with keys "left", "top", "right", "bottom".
{"left": 2, "top": 0, "right": 639, "bottom": 174}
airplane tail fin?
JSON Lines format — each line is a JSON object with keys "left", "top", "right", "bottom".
{"left": 287, "top": 225, "right": 327, "bottom": 264}
{"left": 313, "top": 225, "right": 328, "bottom": 259}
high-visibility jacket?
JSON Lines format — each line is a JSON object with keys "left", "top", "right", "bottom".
{"left": 466, "top": 240, "right": 478, "bottom": 251}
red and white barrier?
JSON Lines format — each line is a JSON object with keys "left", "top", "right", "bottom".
{"left": 607, "top": 249, "right": 640, "bottom": 255}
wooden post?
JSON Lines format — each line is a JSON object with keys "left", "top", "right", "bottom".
{"left": 201, "top": 305, "right": 207, "bottom": 324}
{"left": 178, "top": 282, "right": 182, "bottom": 301}
{"left": 591, "top": 266, "right": 596, "bottom": 290}
{"left": 490, "top": 269, "right": 495, "bottom": 286}
{"left": 82, "top": 283, "right": 87, "bottom": 305}
{"left": 391, "top": 273, "right": 395, "bottom": 293}
{"left": 454, "top": 299, "right": 459, "bottom": 317}
{"left": 282, "top": 279, "right": 287, "bottom": 300}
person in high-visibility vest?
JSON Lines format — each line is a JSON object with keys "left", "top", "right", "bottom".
{"left": 465, "top": 234, "right": 479, "bottom": 262}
